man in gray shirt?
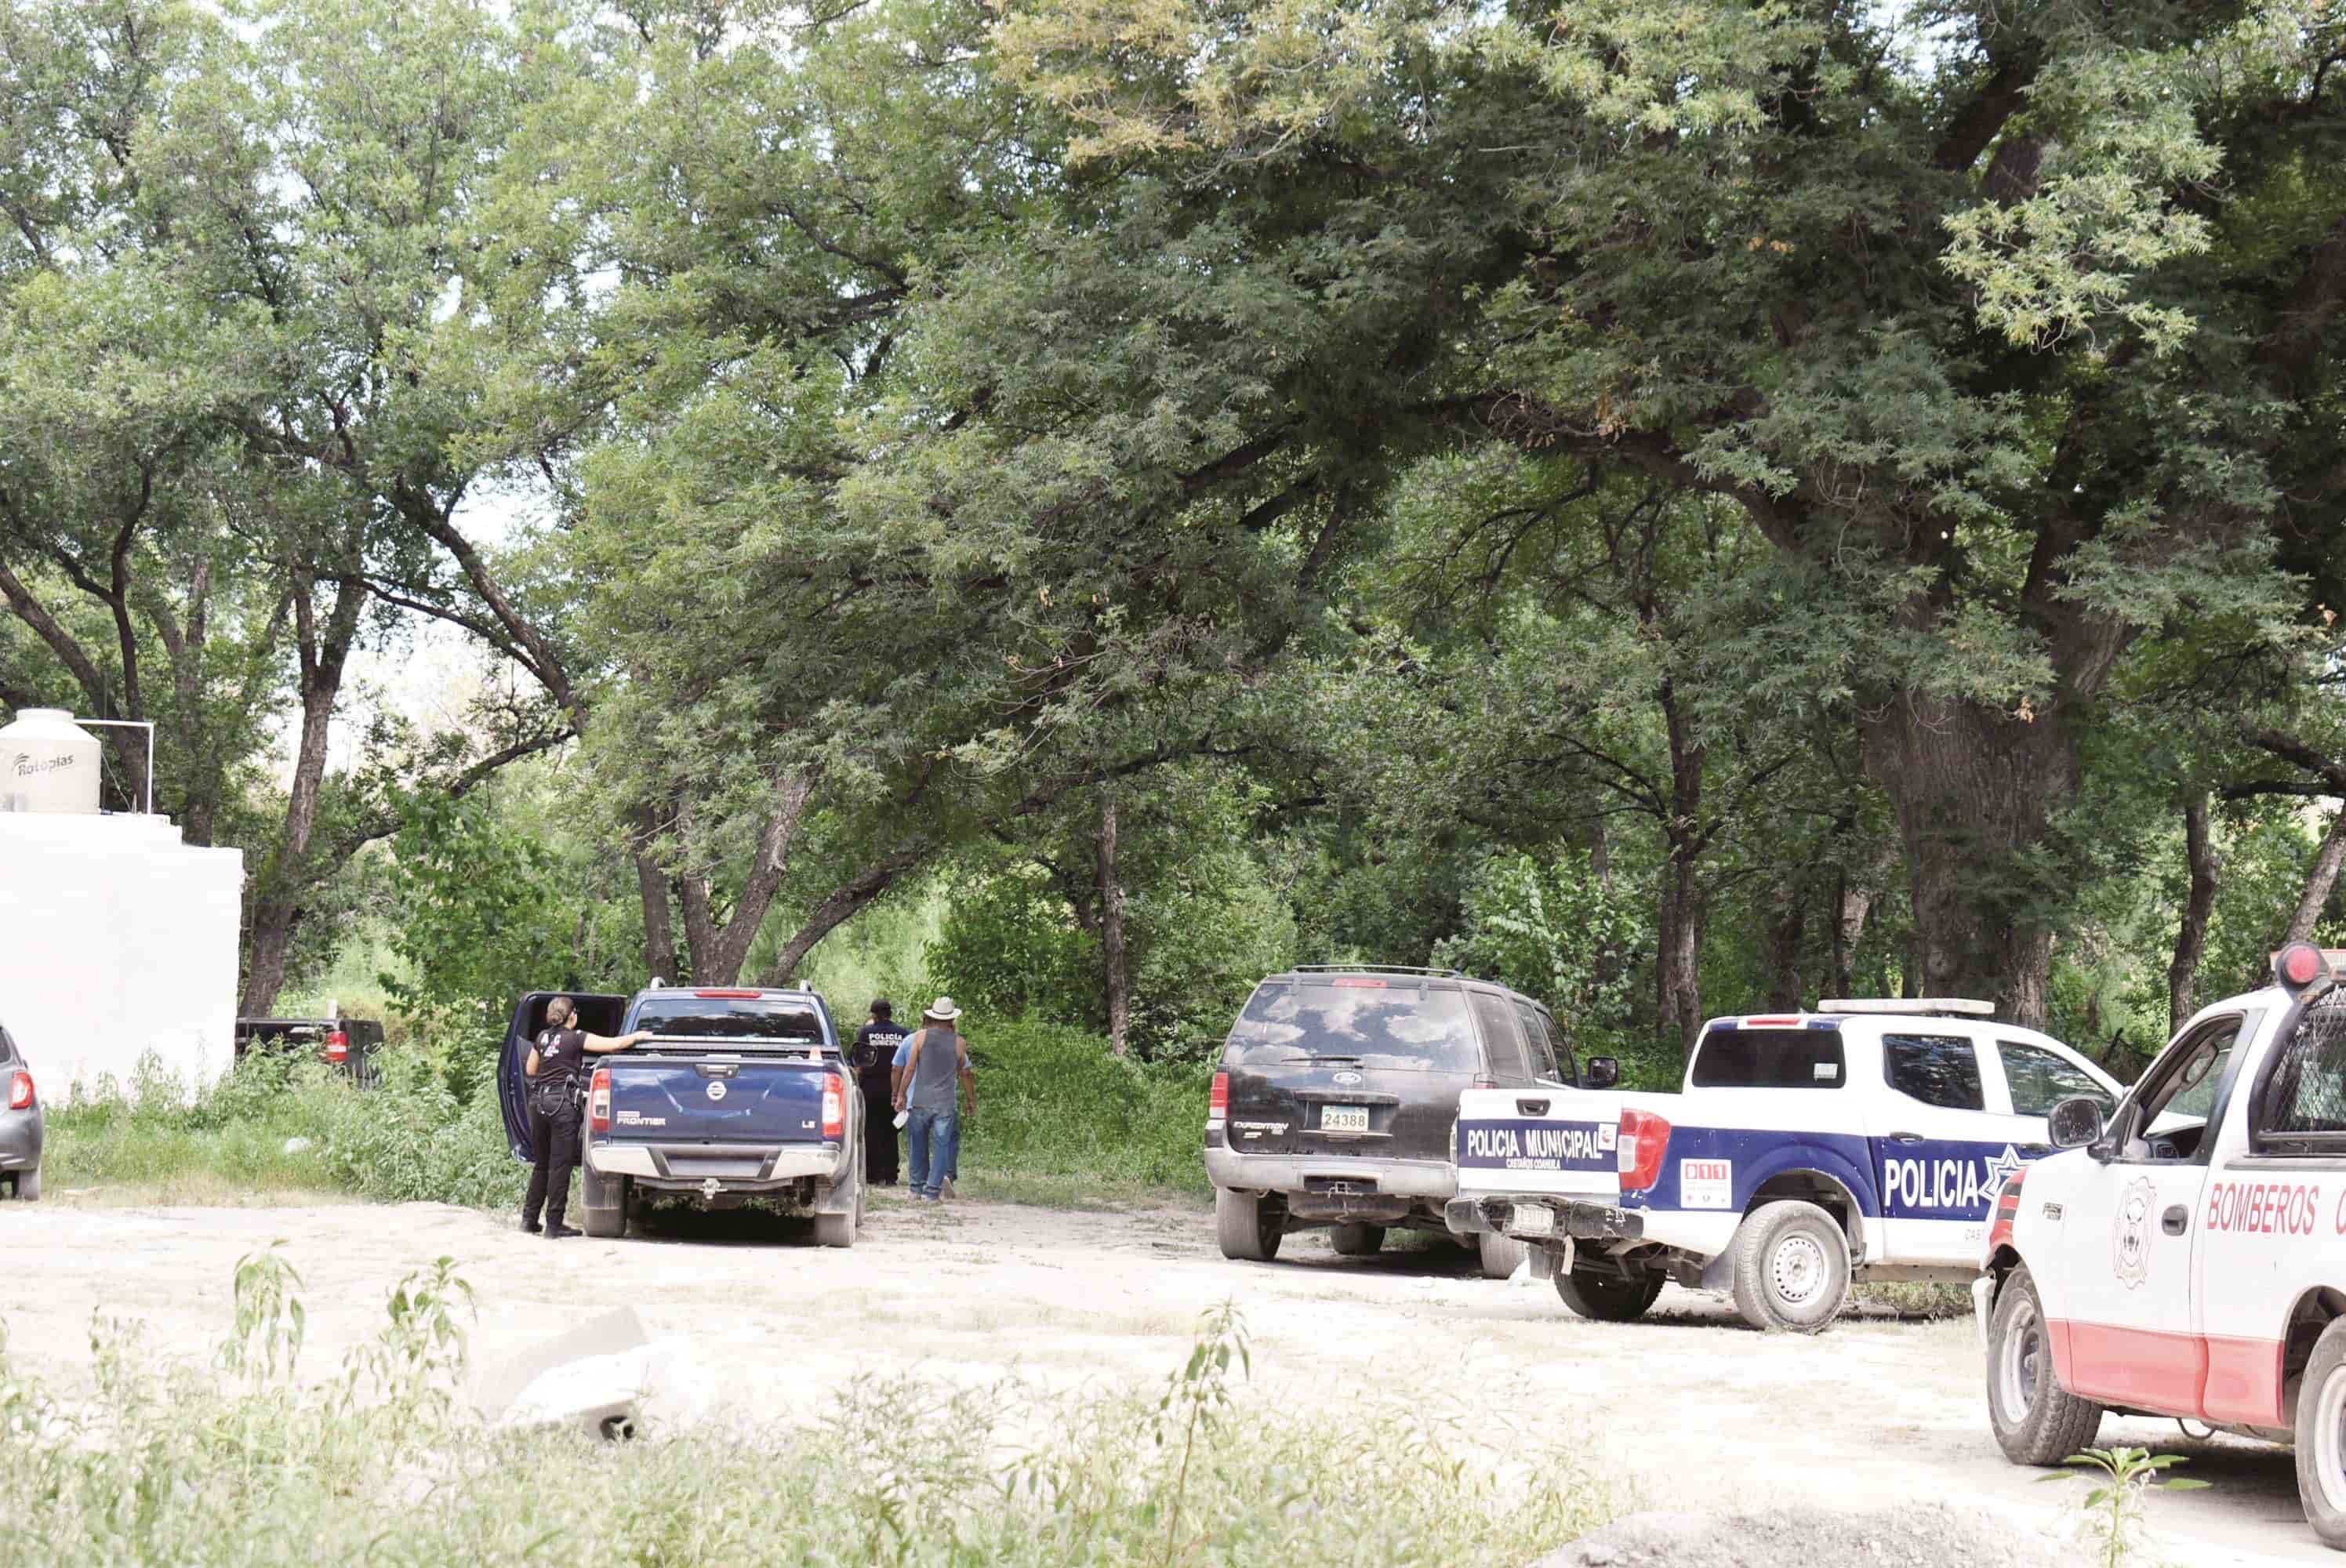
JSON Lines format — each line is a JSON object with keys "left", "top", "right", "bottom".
{"left": 892, "top": 996, "right": 976, "bottom": 1203}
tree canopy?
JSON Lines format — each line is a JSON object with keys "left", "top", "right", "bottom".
{"left": 3, "top": 0, "right": 2344, "bottom": 1069}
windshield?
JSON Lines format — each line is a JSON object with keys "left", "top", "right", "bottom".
{"left": 632, "top": 996, "right": 828, "bottom": 1045}
{"left": 1220, "top": 981, "right": 1479, "bottom": 1073}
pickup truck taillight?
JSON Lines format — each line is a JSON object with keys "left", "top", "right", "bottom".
{"left": 6, "top": 1071, "right": 31, "bottom": 1112}
{"left": 324, "top": 1028, "right": 350, "bottom": 1064}
{"left": 821, "top": 1073, "right": 844, "bottom": 1140}
{"left": 588, "top": 1068, "right": 612, "bottom": 1132}
{"left": 1617, "top": 1109, "right": 1671, "bottom": 1192}
{"left": 1208, "top": 1073, "right": 1229, "bottom": 1125}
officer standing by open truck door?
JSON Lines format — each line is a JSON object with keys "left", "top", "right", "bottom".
{"left": 521, "top": 996, "right": 648, "bottom": 1237}
{"left": 853, "top": 999, "right": 907, "bottom": 1186}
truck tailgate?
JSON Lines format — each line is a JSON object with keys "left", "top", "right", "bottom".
{"left": 1455, "top": 1087, "right": 1651, "bottom": 1199}
{"left": 605, "top": 1055, "right": 831, "bottom": 1144}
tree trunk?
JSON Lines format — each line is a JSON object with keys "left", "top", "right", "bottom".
{"left": 1655, "top": 677, "right": 1705, "bottom": 1061}
{"left": 2168, "top": 796, "right": 2219, "bottom": 1030}
{"left": 1764, "top": 871, "right": 1808, "bottom": 1012}
{"left": 637, "top": 851, "right": 678, "bottom": 982}
{"left": 762, "top": 841, "right": 935, "bottom": 985}
{"left": 1657, "top": 856, "right": 1702, "bottom": 1061}
{"left": 1860, "top": 695, "right": 2078, "bottom": 1027}
{"left": 673, "top": 775, "right": 814, "bottom": 985}
{"left": 1099, "top": 792, "right": 1130, "bottom": 1057}
{"left": 677, "top": 873, "right": 717, "bottom": 979}
{"left": 2286, "top": 803, "right": 2346, "bottom": 946}
{"left": 239, "top": 572, "right": 365, "bottom": 1015}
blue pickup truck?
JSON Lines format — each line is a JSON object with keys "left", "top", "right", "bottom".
{"left": 498, "top": 985, "right": 865, "bottom": 1246}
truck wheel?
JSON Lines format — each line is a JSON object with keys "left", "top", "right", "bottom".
{"left": 1729, "top": 1200, "right": 1849, "bottom": 1332}
{"left": 1479, "top": 1231, "right": 1529, "bottom": 1279}
{"left": 2296, "top": 1317, "right": 2346, "bottom": 1545}
{"left": 1556, "top": 1265, "right": 1665, "bottom": 1323}
{"left": 10, "top": 1168, "right": 38, "bottom": 1202}
{"left": 814, "top": 1210, "right": 855, "bottom": 1248}
{"left": 1988, "top": 1264, "right": 2104, "bottom": 1465}
{"left": 1330, "top": 1222, "right": 1385, "bottom": 1257}
{"left": 1215, "top": 1188, "right": 1284, "bottom": 1261}
{"left": 582, "top": 1174, "right": 629, "bottom": 1240}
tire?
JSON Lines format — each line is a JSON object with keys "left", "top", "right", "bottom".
{"left": 1556, "top": 1265, "right": 1665, "bottom": 1322}
{"left": 1728, "top": 1200, "right": 1850, "bottom": 1332}
{"left": 2297, "top": 1317, "right": 2346, "bottom": 1545}
{"left": 581, "top": 1173, "right": 628, "bottom": 1240}
{"left": 814, "top": 1210, "right": 855, "bottom": 1248}
{"left": 1479, "top": 1230, "right": 1529, "bottom": 1279}
{"left": 1215, "top": 1188, "right": 1284, "bottom": 1261}
{"left": 1330, "top": 1222, "right": 1385, "bottom": 1257}
{"left": 1988, "top": 1264, "right": 2104, "bottom": 1465}
{"left": 11, "top": 1168, "right": 38, "bottom": 1202}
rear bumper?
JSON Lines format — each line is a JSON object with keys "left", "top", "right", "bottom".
{"left": 0, "top": 1108, "right": 41, "bottom": 1170}
{"left": 1444, "top": 1194, "right": 1643, "bottom": 1243}
{"left": 587, "top": 1141, "right": 844, "bottom": 1188}
{"left": 1204, "top": 1147, "right": 1454, "bottom": 1200}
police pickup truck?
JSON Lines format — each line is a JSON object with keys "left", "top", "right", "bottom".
{"left": 1447, "top": 999, "right": 2122, "bottom": 1330}
{"left": 499, "top": 985, "right": 863, "bottom": 1246}
{"left": 1981, "top": 942, "right": 2346, "bottom": 1550}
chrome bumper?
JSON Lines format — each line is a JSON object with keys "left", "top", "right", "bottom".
{"left": 588, "top": 1142, "right": 844, "bottom": 1185}
{"left": 1444, "top": 1194, "right": 1643, "bottom": 1243}
{"left": 1203, "top": 1147, "right": 1456, "bottom": 1200}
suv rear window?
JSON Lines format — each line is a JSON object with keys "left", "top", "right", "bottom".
{"left": 633, "top": 996, "right": 826, "bottom": 1044}
{"left": 1222, "top": 980, "right": 1479, "bottom": 1073}
{"left": 1690, "top": 1026, "right": 1844, "bottom": 1088}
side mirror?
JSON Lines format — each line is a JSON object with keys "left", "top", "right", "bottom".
{"left": 1585, "top": 1057, "right": 1621, "bottom": 1090}
{"left": 2047, "top": 1095, "right": 2106, "bottom": 1151}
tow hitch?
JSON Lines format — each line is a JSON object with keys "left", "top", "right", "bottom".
{"left": 700, "top": 1176, "right": 722, "bottom": 1202}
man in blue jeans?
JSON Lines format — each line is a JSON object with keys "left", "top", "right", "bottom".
{"left": 892, "top": 997, "right": 975, "bottom": 1202}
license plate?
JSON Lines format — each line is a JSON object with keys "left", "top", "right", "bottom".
{"left": 1510, "top": 1204, "right": 1555, "bottom": 1238}
{"left": 1321, "top": 1105, "right": 1370, "bottom": 1133}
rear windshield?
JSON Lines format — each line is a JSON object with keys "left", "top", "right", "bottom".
{"left": 1690, "top": 1026, "right": 1846, "bottom": 1089}
{"left": 1221, "top": 980, "right": 1479, "bottom": 1073}
{"left": 632, "top": 997, "right": 827, "bottom": 1045}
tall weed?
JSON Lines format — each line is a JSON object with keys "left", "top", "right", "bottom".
{"left": 0, "top": 1269, "right": 1617, "bottom": 1568}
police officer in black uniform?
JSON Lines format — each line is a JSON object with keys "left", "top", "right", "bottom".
{"left": 852, "top": 999, "right": 909, "bottom": 1186}
{"left": 521, "top": 996, "right": 650, "bottom": 1237}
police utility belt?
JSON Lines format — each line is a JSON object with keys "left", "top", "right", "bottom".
{"left": 530, "top": 1072, "right": 584, "bottom": 1116}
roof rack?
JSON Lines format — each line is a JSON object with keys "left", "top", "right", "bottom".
{"left": 1289, "top": 964, "right": 1465, "bottom": 978}
{"left": 1817, "top": 997, "right": 1996, "bottom": 1019}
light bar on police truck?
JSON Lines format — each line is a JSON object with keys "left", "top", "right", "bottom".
{"left": 2273, "top": 942, "right": 2346, "bottom": 995}
{"left": 1816, "top": 998, "right": 1996, "bottom": 1018}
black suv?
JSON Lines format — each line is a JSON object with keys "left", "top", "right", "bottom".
{"left": 234, "top": 1014, "right": 387, "bottom": 1087}
{"left": 1204, "top": 965, "right": 1604, "bottom": 1275}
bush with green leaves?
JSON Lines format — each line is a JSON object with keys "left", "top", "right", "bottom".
{"left": 0, "top": 1267, "right": 1619, "bottom": 1567}
{"left": 1436, "top": 850, "right": 1657, "bottom": 1076}
{"left": 961, "top": 1017, "right": 1211, "bottom": 1203}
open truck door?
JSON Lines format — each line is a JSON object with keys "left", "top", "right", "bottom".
{"left": 499, "top": 991, "right": 630, "bottom": 1161}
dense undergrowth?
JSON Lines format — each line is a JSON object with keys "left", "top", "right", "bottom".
{"left": 41, "top": 1017, "right": 1211, "bottom": 1209}
{"left": 0, "top": 1260, "right": 1617, "bottom": 1567}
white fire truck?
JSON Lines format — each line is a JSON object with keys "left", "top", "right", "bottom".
{"left": 1979, "top": 941, "right": 2346, "bottom": 1549}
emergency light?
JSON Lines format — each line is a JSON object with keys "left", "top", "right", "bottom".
{"left": 2272, "top": 942, "right": 2346, "bottom": 994}
{"left": 1816, "top": 998, "right": 1996, "bottom": 1018}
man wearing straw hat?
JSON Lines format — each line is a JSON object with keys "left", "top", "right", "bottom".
{"left": 892, "top": 996, "right": 976, "bottom": 1203}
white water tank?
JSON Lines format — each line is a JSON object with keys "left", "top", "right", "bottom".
{"left": 0, "top": 708, "right": 102, "bottom": 814}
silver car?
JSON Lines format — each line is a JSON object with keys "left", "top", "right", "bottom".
{"left": 0, "top": 1026, "right": 41, "bottom": 1200}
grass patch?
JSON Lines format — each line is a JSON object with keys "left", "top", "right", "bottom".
{"left": 44, "top": 1015, "right": 1215, "bottom": 1214}
{"left": 1847, "top": 1281, "right": 1974, "bottom": 1319}
{"left": 0, "top": 1261, "right": 1619, "bottom": 1567}
{"left": 960, "top": 1018, "right": 1211, "bottom": 1205}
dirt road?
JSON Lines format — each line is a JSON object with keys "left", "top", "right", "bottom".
{"left": 3, "top": 1193, "right": 2330, "bottom": 1563}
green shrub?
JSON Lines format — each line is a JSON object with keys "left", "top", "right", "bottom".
{"left": 959, "top": 1016, "right": 1212, "bottom": 1203}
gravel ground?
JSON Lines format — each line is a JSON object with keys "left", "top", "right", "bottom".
{"left": 1, "top": 1192, "right": 2330, "bottom": 1564}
